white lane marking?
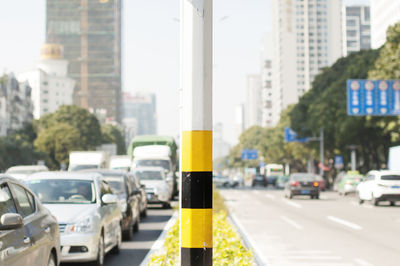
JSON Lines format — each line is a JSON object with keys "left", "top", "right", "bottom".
{"left": 288, "top": 256, "right": 342, "bottom": 260}
{"left": 286, "top": 250, "right": 331, "bottom": 254}
{"left": 354, "top": 258, "right": 375, "bottom": 266}
{"left": 281, "top": 216, "right": 303, "bottom": 230}
{"left": 229, "top": 212, "right": 271, "bottom": 266}
{"left": 282, "top": 199, "right": 303, "bottom": 209}
{"left": 265, "top": 194, "right": 276, "bottom": 200}
{"left": 295, "top": 263, "right": 353, "bottom": 266}
{"left": 327, "top": 216, "right": 363, "bottom": 230}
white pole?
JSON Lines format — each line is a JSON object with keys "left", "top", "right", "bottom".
{"left": 351, "top": 149, "right": 356, "bottom": 171}
{"left": 180, "top": 0, "right": 213, "bottom": 265}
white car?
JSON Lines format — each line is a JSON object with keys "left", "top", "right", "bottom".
{"left": 5, "top": 165, "right": 49, "bottom": 179}
{"left": 133, "top": 167, "right": 173, "bottom": 208}
{"left": 26, "top": 172, "right": 122, "bottom": 266}
{"left": 357, "top": 170, "right": 400, "bottom": 206}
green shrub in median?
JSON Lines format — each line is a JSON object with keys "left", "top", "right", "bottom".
{"left": 148, "top": 190, "right": 254, "bottom": 265}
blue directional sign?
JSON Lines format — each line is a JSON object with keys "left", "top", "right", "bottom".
{"left": 334, "top": 156, "right": 344, "bottom": 169}
{"left": 241, "top": 149, "right": 258, "bottom": 160}
{"left": 284, "top": 127, "right": 309, "bottom": 143}
{"left": 347, "top": 79, "right": 400, "bottom": 116}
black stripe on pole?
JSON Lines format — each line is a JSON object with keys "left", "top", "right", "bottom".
{"left": 181, "top": 248, "right": 212, "bottom": 266}
{"left": 182, "top": 172, "right": 212, "bottom": 209}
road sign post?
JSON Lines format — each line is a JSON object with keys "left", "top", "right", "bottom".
{"left": 180, "top": 0, "right": 213, "bottom": 265}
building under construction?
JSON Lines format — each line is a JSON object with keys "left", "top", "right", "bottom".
{"left": 46, "top": 0, "right": 122, "bottom": 122}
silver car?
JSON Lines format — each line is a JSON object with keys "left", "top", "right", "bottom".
{"left": 0, "top": 175, "right": 60, "bottom": 266}
{"left": 26, "top": 172, "right": 122, "bottom": 266}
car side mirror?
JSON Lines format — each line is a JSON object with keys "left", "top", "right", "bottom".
{"left": 0, "top": 213, "right": 23, "bottom": 230}
{"left": 102, "top": 194, "right": 118, "bottom": 205}
{"left": 141, "top": 184, "right": 145, "bottom": 189}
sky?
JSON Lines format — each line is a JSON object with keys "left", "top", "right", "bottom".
{"left": 0, "top": 0, "right": 370, "bottom": 145}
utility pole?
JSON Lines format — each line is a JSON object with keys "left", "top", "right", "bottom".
{"left": 319, "top": 128, "right": 324, "bottom": 176}
{"left": 80, "top": 0, "right": 89, "bottom": 109}
{"left": 180, "top": 0, "right": 213, "bottom": 265}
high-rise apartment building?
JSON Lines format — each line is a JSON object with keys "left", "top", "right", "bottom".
{"left": 245, "top": 74, "right": 262, "bottom": 129}
{"left": 371, "top": 0, "right": 400, "bottom": 49}
{"left": 261, "top": 34, "right": 274, "bottom": 128}
{"left": 17, "top": 43, "right": 75, "bottom": 119}
{"left": 46, "top": 0, "right": 122, "bottom": 121}
{"left": 271, "top": 0, "right": 342, "bottom": 125}
{"left": 342, "top": 6, "right": 371, "bottom": 56}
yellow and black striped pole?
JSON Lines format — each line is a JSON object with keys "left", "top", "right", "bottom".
{"left": 180, "top": 0, "right": 213, "bottom": 265}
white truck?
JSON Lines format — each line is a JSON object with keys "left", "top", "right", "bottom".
{"left": 68, "top": 151, "right": 110, "bottom": 171}
{"left": 388, "top": 146, "right": 400, "bottom": 171}
{"left": 109, "top": 155, "right": 132, "bottom": 171}
{"left": 131, "top": 145, "right": 173, "bottom": 174}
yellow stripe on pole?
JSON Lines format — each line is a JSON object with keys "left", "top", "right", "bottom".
{"left": 182, "top": 131, "right": 212, "bottom": 172}
{"left": 181, "top": 208, "right": 213, "bottom": 248}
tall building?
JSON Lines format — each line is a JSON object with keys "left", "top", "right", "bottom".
{"left": 342, "top": 5, "right": 371, "bottom": 56}
{"left": 46, "top": 0, "right": 122, "bottom": 121}
{"left": 371, "top": 0, "right": 400, "bottom": 49}
{"left": 17, "top": 43, "right": 75, "bottom": 119}
{"left": 235, "top": 104, "right": 245, "bottom": 142}
{"left": 0, "top": 74, "right": 33, "bottom": 136}
{"left": 245, "top": 74, "right": 262, "bottom": 129}
{"left": 260, "top": 34, "right": 274, "bottom": 128}
{"left": 271, "top": 0, "right": 342, "bottom": 125}
{"left": 123, "top": 92, "right": 157, "bottom": 138}
{"left": 213, "top": 123, "right": 230, "bottom": 160}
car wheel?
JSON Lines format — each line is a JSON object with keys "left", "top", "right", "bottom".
{"left": 133, "top": 216, "right": 140, "bottom": 233}
{"left": 310, "top": 195, "right": 314, "bottom": 199}
{"left": 123, "top": 222, "right": 134, "bottom": 241}
{"left": 93, "top": 232, "right": 105, "bottom": 266}
{"left": 390, "top": 201, "right": 395, "bottom": 206}
{"left": 47, "top": 252, "right": 56, "bottom": 266}
{"left": 162, "top": 202, "right": 171, "bottom": 209}
{"left": 371, "top": 196, "right": 379, "bottom": 206}
{"left": 141, "top": 208, "right": 147, "bottom": 218}
{"left": 315, "top": 194, "right": 319, "bottom": 200}
{"left": 358, "top": 198, "right": 364, "bottom": 204}
{"left": 111, "top": 224, "right": 122, "bottom": 254}
{"left": 289, "top": 193, "right": 293, "bottom": 199}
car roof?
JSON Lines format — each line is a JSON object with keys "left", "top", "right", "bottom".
{"left": 26, "top": 171, "right": 101, "bottom": 181}
{"left": 79, "top": 169, "right": 127, "bottom": 176}
{"left": 369, "top": 170, "right": 400, "bottom": 176}
{"left": 6, "top": 165, "right": 48, "bottom": 172}
{"left": 132, "top": 166, "right": 164, "bottom": 172}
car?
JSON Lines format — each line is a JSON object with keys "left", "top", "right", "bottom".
{"left": 0, "top": 174, "right": 60, "bottom": 266}
{"left": 84, "top": 170, "right": 142, "bottom": 240}
{"left": 284, "top": 173, "right": 320, "bottom": 199}
{"left": 213, "top": 175, "right": 232, "bottom": 188}
{"left": 5, "top": 165, "right": 49, "bottom": 180}
{"left": 252, "top": 174, "right": 267, "bottom": 187}
{"left": 333, "top": 171, "right": 346, "bottom": 192}
{"left": 315, "top": 175, "right": 327, "bottom": 191}
{"left": 26, "top": 172, "right": 122, "bottom": 266}
{"left": 133, "top": 167, "right": 173, "bottom": 209}
{"left": 127, "top": 172, "right": 148, "bottom": 218}
{"left": 276, "top": 175, "right": 289, "bottom": 189}
{"left": 337, "top": 173, "right": 363, "bottom": 196}
{"left": 357, "top": 170, "right": 400, "bottom": 206}
{"left": 266, "top": 175, "right": 278, "bottom": 186}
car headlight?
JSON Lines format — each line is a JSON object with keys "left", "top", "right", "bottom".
{"left": 66, "top": 216, "right": 93, "bottom": 234}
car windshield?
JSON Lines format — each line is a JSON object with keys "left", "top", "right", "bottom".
{"left": 70, "top": 165, "right": 98, "bottom": 171}
{"left": 381, "top": 175, "right": 400, "bottom": 181}
{"left": 26, "top": 179, "right": 96, "bottom": 204}
{"left": 291, "top": 174, "right": 316, "bottom": 181}
{"left": 134, "top": 170, "right": 163, "bottom": 180}
{"left": 135, "top": 160, "right": 170, "bottom": 171}
{"left": 103, "top": 176, "right": 126, "bottom": 195}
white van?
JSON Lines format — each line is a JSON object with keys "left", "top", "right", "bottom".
{"left": 109, "top": 155, "right": 132, "bottom": 171}
{"left": 68, "top": 151, "right": 110, "bottom": 171}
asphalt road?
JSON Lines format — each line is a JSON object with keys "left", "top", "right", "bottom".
{"left": 221, "top": 187, "right": 400, "bottom": 266}
{"left": 62, "top": 205, "right": 174, "bottom": 266}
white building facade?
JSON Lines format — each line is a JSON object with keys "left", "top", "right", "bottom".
{"left": 245, "top": 74, "right": 262, "bottom": 129}
{"left": 271, "top": 0, "right": 342, "bottom": 125}
{"left": 371, "top": 0, "right": 400, "bottom": 49}
{"left": 342, "top": 5, "right": 371, "bottom": 56}
{"left": 261, "top": 34, "right": 274, "bottom": 128}
{"left": 17, "top": 43, "right": 75, "bottom": 119}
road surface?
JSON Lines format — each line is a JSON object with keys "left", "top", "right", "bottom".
{"left": 221, "top": 187, "right": 400, "bottom": 266}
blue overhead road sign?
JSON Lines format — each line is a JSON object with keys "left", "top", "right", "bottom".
{"left": 241, "top": 149, "right": 258, "bottom": 160}
{"left": 347, "top": 79, "right": 400, "bottom": 116}
{"left": 284, "top": 127, "right": 309, "bottom": 143}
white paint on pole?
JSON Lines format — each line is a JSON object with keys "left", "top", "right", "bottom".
{"left": 181, "top": 0, "right": 212, "bottom": 131}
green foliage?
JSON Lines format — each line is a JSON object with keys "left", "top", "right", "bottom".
{"left": 38, "top": 105, "right": 102, "bottom": 150}
{"left": 149, "top": 190, "right": 254, "bottom": 265}
{"left": 34, "top": 123, "right": 83, "bottom": 169}
{"left": 101, "top": 124, "right": 126, "bottom": 155}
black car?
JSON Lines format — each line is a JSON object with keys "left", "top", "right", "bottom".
{"left": 285, "top": 173, "right": 320, "bottom": 199}
{"left": 127, "top": 172, "right": 148, "bottom": 217}
{"left": 84, "top": 170, "right": 142, "bottom": 240}
{"left": 252, "top": 174, "right": 267, "bottom": 187}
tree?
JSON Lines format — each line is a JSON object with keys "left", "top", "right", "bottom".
{"left": 101, "top": 124, "right": 126, "bottom": 155}
{"left": 38, "top": 105, "right": 102, "bottom": 150}
{"left": 34, "top": 123, "right": 83, "bottom": 169}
